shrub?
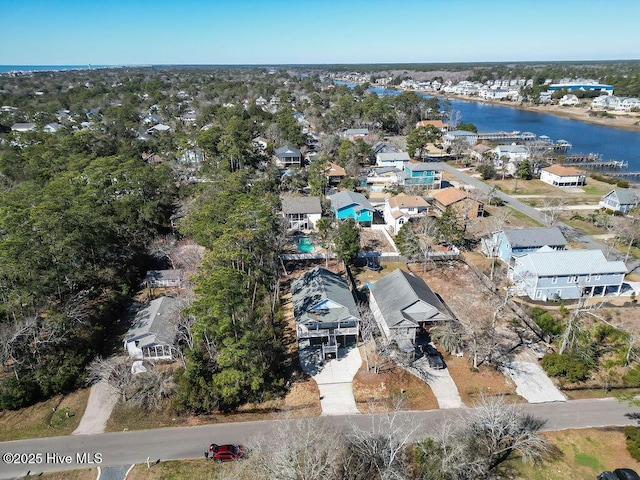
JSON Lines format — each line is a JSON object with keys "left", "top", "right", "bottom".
{"left": 625, "top": 426, "right": 640, "bottom": 462}
{"left": 530, "top": 307, "right": 564, "bottom": 336}
{"left": 623, "top": 365, "right": 640, "bottom": 387}
{"left": 541, "top": 352, "right": 591, "bottom": 382}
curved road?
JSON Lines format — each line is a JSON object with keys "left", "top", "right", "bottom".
{"left": 440, "top": 164, "right": 640, "bottom": 273}
{"left": 0, "top": 398, "right": 638, "bottom": 478}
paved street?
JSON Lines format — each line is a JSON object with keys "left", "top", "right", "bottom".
{"left": 0, "top": 398, "right": 638, "bottom": 478}
{"left": 439, "top": 164, "right": 640, "bottom": 273}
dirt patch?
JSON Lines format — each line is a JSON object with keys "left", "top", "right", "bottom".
{"left": 444, "top": 354, "right": 520, "bottom": 405}
{"left": 360, "top": 228, "right": 396, "bottom": 253}
{"left": 351, "top": 261, "right": 409, "bottom": 290}
{"left": 352, "top": 353, "right": 439, "bottom": 413}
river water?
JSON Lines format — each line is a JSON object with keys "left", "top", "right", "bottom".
{"left": 339, "top": 82, "right": 640, "bottom": 173}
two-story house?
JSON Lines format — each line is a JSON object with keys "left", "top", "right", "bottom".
{"left": 540, "top": 165, "right": 586, "bottom": 187}
{"left": 383, "top": 193, "right": 430, "bottom": 233}
{"left": 429, "top": 187, "right": 484, "bottom": 218}
{"left": 329, "top": 190, "right": 375, "bottom": 226}
{"left": 274, "top": 145, "right": 303, "bottom": 168}
{"left": 399, "top": 162, "right": 443, "bottom": 188}
{"left": 281, "top": 195, "right": 322, "bottom": 231}
{"left": 292, "top": 267, "right": 360, "bottom": 359}
{"left": 485, "top": 227, "right": 567, "bottom": 264}
{"left": 599, "top": 189, "right": 640, "bottom": 214}
{"left": 509, "top": 249, "right": 627, "bottom": 300}
{"left": 376, "top": 151, "right": 410, "bottom": 170}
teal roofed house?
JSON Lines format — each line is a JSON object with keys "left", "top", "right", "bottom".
{"left": 400, "top": 162, "right": 442, "bottom": 188}
{"left": 329, "top": 190, "right": 375, "bottom": 226}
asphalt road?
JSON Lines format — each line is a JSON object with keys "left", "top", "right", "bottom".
{"left": 0, "top": 398, "right": 638, "bottom": 478}
{"left": 439, "top": 164, "right": 640, "bottom": 273}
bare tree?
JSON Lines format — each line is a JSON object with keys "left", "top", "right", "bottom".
{"left": 613, "top": 215, "right": 640, "bottom": 263}
{"left": 148, "top": 234, "right": 178, "bottom": 269}
{"left": 357, "top": 303, "right": 379, "bottom": 372}
{"left": 171, "top": 239, "right": 206, "bottom": 273}
{"left": 540, "top": 196, "right": 567, "bottom": 226}
{"left": 86, "top": 356, "right": 135, "bottom": 402}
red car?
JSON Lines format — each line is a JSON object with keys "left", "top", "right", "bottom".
{"left": 208, "top": 443, "right": 246, "bottom": 462}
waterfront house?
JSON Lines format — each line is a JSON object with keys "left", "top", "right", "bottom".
{"left": 369, "top": 269, "right": 451, "bottom": 354}
{"left": 622, "top": 98, "right": 640, "bottom": 112}
{"left": 559, "top": 94, "right": 580, "bottom": 106}
{"left": 415, "top": 119, "right": 448, "bottom": 133}
{"left": 292, "top": 267, "right": 359, "bottom": 359}
{"left": 383, "top": 193, "right": 430, "bottom": 233}
{"left": 509, "top": 249, "right": 627, "bottom": 301}
{"left": 274, "top": 145, "right": 302, "bottom": 168}
{"left": 376, "top": 151, "right": 410, "bottom": 169}
{"left": 484, "top": 227, "right": 567, "bottom": 264}
{"left": 599, "top": 189, "right": 640, "bottom": 214}
{"left": 124, "top": 296, "right": 177, "bottom": 361}
{"left": 443, "top": 130, "right": 478, "bottom": 148}
{"left": 281, "top": 195, "right": 322, "bottom": 231}
{"left": 429, "top": 187, "right": 484, "bottom": 218}
{"left": 146, "top": 270, "right": 183, "bottom": 289}
{"left": 329, "top": 190, "right": 375, "bottom": 226}
{"left": 540, "top": 165, "right": 586, "bottom": 187}
{"left": 399, "top": 162, "right": 442, "bottom": 188}
{"left": 492, "top": 144, "right": 529, "bottom": 164}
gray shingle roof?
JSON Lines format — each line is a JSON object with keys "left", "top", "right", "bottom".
{"left": 281, "top": 196, "right": 322, "bottom": 215}
{"left": 377, "top": 152, "right": 410, "bottom": 162}
{"left": 369, "top": 269, "right": 451, "bottom": 328}
{"left": 125, "top": 296, "right": 178, "bottom": 347}
{"left": 291, "top": 267, "right": 358, "bottom": 325}
{"left": 404, "top": 162, "right": 442, "bottom": 172}
{"left": 275, "top": 145, "right": 301, "bottom": 158}
{"left": 503, "top": 227, "right": 567, "bottom": 249}
{"left": 329, "top": 191, "right": 374, "bottom": 212}
{"left": 517, "top": 249, "right": 627, "bottom": 276}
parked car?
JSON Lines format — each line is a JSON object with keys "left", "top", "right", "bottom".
{"left": 598, "top": 469, "right": 640, "bottom": 480}
{"left": 208, "top": 443, "right": 246, "bottom": 462}
{"left": 366, "top": 259, "right": 382, "bottom": 272}
{"left": 424, "top": 344, "right": 445, "bottom": 369}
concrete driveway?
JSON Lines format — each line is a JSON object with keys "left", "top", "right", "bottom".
{"left": 411, "top": 357, "right": 463, "bottom": 409}
{"left": 299, "top": 344, "right": 362, "bottom": 416}
{"left": 503, "top": 361, "right": 566, "bottom": 403}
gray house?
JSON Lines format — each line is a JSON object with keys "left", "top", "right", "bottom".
{"left": 485, "top": 227, "right": 567, "bottom": 264}
{"left": 146, "top": 269, "right": 183, "bottom": 288}
{"left": 124, "top": 296, "right": 177, "bottom": 361}
{"left": 599, "top": 189, "right": 640, "bottom": 214}
{"left": 274, "top": 145, "right": 302, "bottom": 168}
{"left": 281, "top": 195, "right": 322, "bottom": 230}
{"left": 292, "top": 267, "right": 359, "bottom": 359}
{"left": 509, "top": 248, "right": 627, "bottom": 301}
{"left": 369, "top": 269, "right": 451, "bottom": 353}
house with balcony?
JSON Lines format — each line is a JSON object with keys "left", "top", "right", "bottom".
{"left": 599, "top": 189, "right": 640, "bottom": 214}
{"left": 369, "top": 269, "right": 451, "bottom": 355}
{"left": 146, "top": 269, "right": 183, "bottom": 288}
{"left": 292, "top": 267, "right": 359, "bottom": 359}
{"left": 443, "top": 130, "right": 478, "bottom": 148}
{"left": 124, "top": 296, "right": 177, "bottom": 361}
{"left": 329, "top": 190, "right": 375, "bottom": 226}
{"left": 376, "top": 151, "right": 410, "bottom": 169}
{"left": 509, "top": 249, "right": 627, "bottom": 301}
{"left": 399, "top": 162, "right": 442, "bottom": 188}
{"left": 383, "top": 193, "right": 430, "bottom": 233}
{"left": 274, "top": 145, "right": 303, "bottom": 168}
{"left": 483, "top": 227, "right": 567, "bottom": 264}
{"left": 540, "top": 165, "right": 586, "bottom": 187}
{"left": 281, "top": 195, "right": 322, "bottom": 231}
{"left": 326, "top": 162, "right": 346, "bottom": 185}
{"left": 429, "top": 187, "right": 484, "bottom": 218}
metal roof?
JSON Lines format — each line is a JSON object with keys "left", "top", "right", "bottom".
{"left": 516, "top": 249, "right": 627, "bottom": 277}
{"left": 275, "top": 145, "right": 301, "bottom": 157}
{"left": 607, "top": 189, "right": 640, "bottom": 206}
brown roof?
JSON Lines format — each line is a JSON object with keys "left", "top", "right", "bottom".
{"left": 388, "top": 193, "right": 429, "bottom": 209}
{"left": 327, "top": 162, "right": 346, "bottom": 177}
{"left": 429, "top": 187, "right": 470, "bottom": 207}
{"left": 472, "top": 143, "right": 492, "bottom": 154}
{"left": 391, "top": 210, "right": 409, "bottom": 219}
{"left": 416, "top": 120, "right": 447, "bottom": 129}
{"left": 542, "top": 164, "right": 584, "bottom": 176}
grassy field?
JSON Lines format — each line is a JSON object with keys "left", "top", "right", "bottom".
{"left": 0, "top": 388, "right": 89, "bottom": 442}
{"left": 488, "top": 177, "right": 614, "bottom": 200}
{"left": 512, "top": 427, "right": 640, "bottom": 479}
{"left": 36, "top": 469, "right": 97, "bottom": 480}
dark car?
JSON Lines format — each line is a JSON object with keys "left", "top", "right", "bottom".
{"left": 614, "top": 469, "right": 640, "bottom": 480}
{"left": 208, "top": 443, "right": 246, "bottom": 462}
{"left": 366, "top": 259, "right": 382, "bottom": 272}
{"left": 599, "top": 473, "right": 621, "bottom": 480}
{"left": 424, "top": 344, "right": 445, "bottom": 369}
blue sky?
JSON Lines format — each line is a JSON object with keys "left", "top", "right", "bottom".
{"left": 1, "top": 0, "right": 639, "bottom": 65}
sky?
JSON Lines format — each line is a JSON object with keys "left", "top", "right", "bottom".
{"left": 1, "top": 0, "right": 639, "bottom": 65}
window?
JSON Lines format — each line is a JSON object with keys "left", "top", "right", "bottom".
{"left": 594, "top": 274, "right": 601, "bottom": 280}
{"left": 551, "top": 276, "right": 557, "bottom": 284}
{"left": 586, "top": 275, "right": 591, "bottom": 283}
{"left": 567, "top": 276, "right": 578, "bottom": 283}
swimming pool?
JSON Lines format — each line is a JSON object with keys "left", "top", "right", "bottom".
{"left": 298, "top": 237, "right": 314, "bottom": 253}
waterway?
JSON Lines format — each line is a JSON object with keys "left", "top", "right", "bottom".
{"left": 337, "top": 82, "right": 640, "bottom": 173}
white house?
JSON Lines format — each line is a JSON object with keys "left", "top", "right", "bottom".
{"left": 442, "top": 130, "right": 478, "bottom": 148}
{"left": 492, "top": 144, "right": 529, "bottom": 163}
{"left": 383, "top": 193, "right": 430, "bottom": 233}
{"left": 124, "top": 296, "right": 177, "bottom": 361}
{"left": 558, "top": 94, "right": 579, "bottom": 106}
{"left": 622, "top": 98, "right": 640, "bottom": 111}
{"left": 376, "top": 151, "right": 410, "bottom": 169}
{"left": 540, "top": 165, "right": 586, "bottom": 187}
